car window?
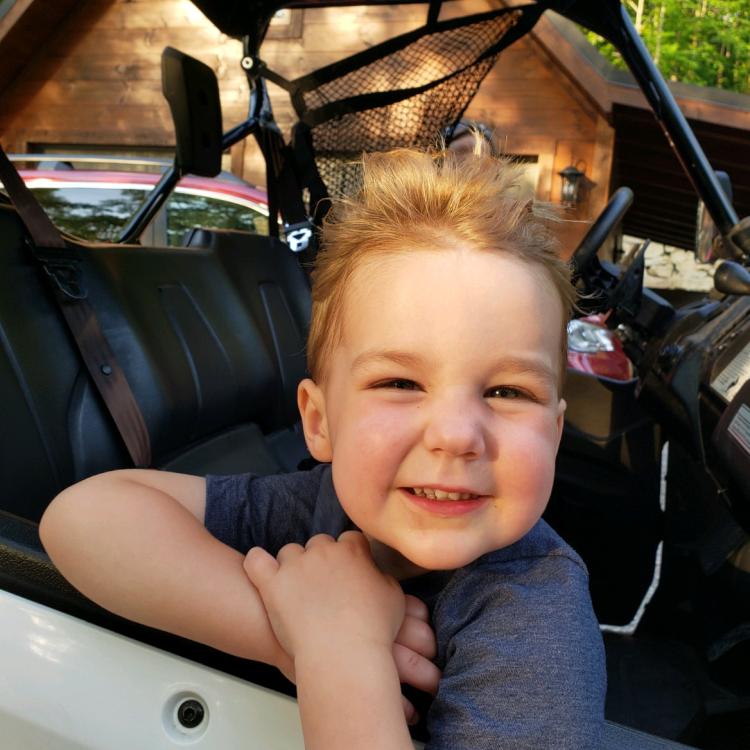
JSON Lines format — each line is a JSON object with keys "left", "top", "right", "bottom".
{"left": 32, "top": 186, "right": 149, "bottom": 243}
{"left": 26, "top": 182, "right": 269, "bottom": 245}
{"left": 165, "top": 190, "right": 269, "bottom": 246}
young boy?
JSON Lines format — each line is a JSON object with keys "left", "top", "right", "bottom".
{"left": 40, "top": 141, "right": 605, "bottom": 749}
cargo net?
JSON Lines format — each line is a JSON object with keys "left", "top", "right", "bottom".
{"left": 285, "top": 5, "right": 537, "bottom": 205}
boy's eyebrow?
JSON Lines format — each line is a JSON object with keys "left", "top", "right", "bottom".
{"left": 351, "top": 349, "right": 557, "bottom": 384}
{"left": 490, "top": 356, "right": 558, "bottom": 386}
{"left": 351, "top": 349, "right": 425, "bottom": 372}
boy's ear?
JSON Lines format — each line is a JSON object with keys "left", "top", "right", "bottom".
{"left": 298, "top": 378, "right": 333, "bottom": 462}
{"left": 555, "top": 398, "right": 566, "bottom": 449}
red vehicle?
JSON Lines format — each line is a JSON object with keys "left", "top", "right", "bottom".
{"left": 9, "top": 155, "right": 269, "bottom": 246}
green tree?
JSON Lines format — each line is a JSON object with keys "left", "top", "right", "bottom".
{"left": 585, "top": 1, "right": 750, "bottom": 93}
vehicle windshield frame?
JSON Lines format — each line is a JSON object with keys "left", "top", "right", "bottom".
{"left": 112, "top": 0, "right": 744, "bottom": 258}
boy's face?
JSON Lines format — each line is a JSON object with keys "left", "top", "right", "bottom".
{"left": 299, "top": 246, "right": 566, "bottom": 574}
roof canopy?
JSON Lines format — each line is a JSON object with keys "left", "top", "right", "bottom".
{"left": 189, "top": 0, "right": 624, "bottom": 40}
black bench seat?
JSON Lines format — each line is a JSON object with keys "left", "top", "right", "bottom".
{"left": 0, "top": 201, "right": 310, "bottom": 521}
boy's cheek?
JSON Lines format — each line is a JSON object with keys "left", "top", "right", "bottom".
{"left": 334, "top": 406, "right": 410, "bottom": 458}
{"left": 503, "top": 434, "right": 558, "bottom": 499}
{"left": 503, "top": 414, "right": 562, "bottom": 456}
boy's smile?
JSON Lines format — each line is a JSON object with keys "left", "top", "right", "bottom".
{"left": 299, "top": 245, "right": 566, "bottom": 576}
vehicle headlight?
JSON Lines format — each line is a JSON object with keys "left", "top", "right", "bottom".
{"left": 567, "top": 319, "right": 616, "bottom": 353}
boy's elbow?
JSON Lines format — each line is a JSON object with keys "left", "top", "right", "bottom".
{"left": 39, "top": 470, "right": 134, "bottom": 557}
{"left": 40, "top": 479, "right": 92, "bottom": 559}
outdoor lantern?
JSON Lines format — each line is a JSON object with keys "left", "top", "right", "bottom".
{"left": 558, "top": 163, "right": 585, "bottom": 205}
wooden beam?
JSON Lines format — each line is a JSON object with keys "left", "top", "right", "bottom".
{"left": 0, "top": 0, "right": 112, "bottom": 101}
{"left": 0, "top": 0, "right": 36, "bottom": 42}
{"left": 0, "top": 0, "right": 40, "bottom": 94}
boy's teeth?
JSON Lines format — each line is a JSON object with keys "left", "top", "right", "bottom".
{"left": 411, "top": 488, "right": 477, "bottom": 501}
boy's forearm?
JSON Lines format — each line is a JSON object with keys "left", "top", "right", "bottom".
{"left": 295, "top": 643, "right": 414, "bottom": 750}
{"left": 40, "top": 476, "right": 288, "bottom": 671}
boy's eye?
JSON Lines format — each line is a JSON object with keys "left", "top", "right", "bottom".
{"left": 485, "top": 385, "right": 526, "bottom": 400}
{"left": 374, "top": 379, "right": 419, "bottom": 391}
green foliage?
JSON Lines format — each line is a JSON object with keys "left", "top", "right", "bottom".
{"left": 584, "top": 1, "right": 750, "bottom": 93}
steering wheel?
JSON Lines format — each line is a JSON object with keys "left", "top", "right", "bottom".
{"left": 571, "top": 186, "right": 634, "bottom": 280}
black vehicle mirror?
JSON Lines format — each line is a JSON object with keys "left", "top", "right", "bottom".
{"left": 695, "top": 170, "right": 733, "bottom": 264}
{"left": 161, "top": 47, "right": 222, "bottom": 178}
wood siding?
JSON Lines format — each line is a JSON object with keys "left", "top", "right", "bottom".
{"left": 613, "top": 104, "right": 750, "bottom": 251}
{"left": 0, "top": 0, "right": 613, "bottom": 255}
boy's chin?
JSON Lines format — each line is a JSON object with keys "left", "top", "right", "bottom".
{"left": 369, "top": 535, "right": 492, "bottom": 578}
{"left": 366, "top": 536, "right": 430, "bottom": 579}
{"left": 403, "top": 546, "right": 486, "bottom": 573}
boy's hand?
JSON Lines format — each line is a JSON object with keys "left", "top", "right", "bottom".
{"left": 244, "top": 533, "right": 440, "bottom": 725}
{"left": 245, "top": 531, "right": 405, "bottom": 659}
{"left": 248, "top": 533, "right": 416, "bottom": 749}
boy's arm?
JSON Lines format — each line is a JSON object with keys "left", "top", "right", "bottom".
{"left": 245, "top": 532, "right": 415, "bottom": 750}
{"left": 295, "top": 642, "right": 411, "bottom": 750}
{"left": 39, "top": 469, "right": 291, "bottom": 675}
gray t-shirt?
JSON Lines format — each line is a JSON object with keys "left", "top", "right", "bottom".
{"left": 206, "top": 463, "right": 606, "bottom": 749}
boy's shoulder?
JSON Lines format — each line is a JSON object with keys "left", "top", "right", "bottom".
{"left": 451, "top": 520, "right": 592, "bottom": 606}
{"left": 205, "top": 462, "right": 349, "bottom": 554}
{"left": 475, "top": 519, "right": 589, "bottom": 575}
{"left": 411, "top": 521, "right": 592, "bottom": 635}
{"left": 407, "top": 520, "right": 591, "bottom": 623}
{"left": 423, "top": 520, "right": 601, "bottom": 671}
{"left": 208, "top": 461, "right": 332, "bottom": 508}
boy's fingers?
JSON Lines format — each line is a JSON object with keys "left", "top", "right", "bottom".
{"left": 243, "top": 546, "right": 279, "bottom": 591}
{"left": 337, "top": 529, "right": 369, "bottom": 551}
{"left": 392, "top": 642, "right": 441, "bottom": 696}
{"left": 276, "top": 542, "right": 304, "bottom": 564}
{"left": 401, "top": 695, "right": 419, "bottom": 726}
{"left": 396, "top": 615, "right": 437, "bottom": 660}
{"left": 304, "top": 533, "right": 334, "bottom": 549}
{"left": 404, "top": 594, "right": 430, "bottom": 622}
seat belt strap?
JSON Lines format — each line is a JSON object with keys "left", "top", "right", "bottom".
{"left": 254, "top": 123, "right": 317, "bottom": 262}
{"left": 0, "top": 146, "right": 152, "bottom": 467}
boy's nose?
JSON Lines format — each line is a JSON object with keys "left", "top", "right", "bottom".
{"left": 422, "top": 397, "right": 486, "bottom": 458}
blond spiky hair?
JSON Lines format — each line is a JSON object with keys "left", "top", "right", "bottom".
{"left": 307, "top": 138, "right": 575, "bottom": 385}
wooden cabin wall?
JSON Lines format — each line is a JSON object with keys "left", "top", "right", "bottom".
{"left": 0, "top": 0, "right": 613, "bottom": 255}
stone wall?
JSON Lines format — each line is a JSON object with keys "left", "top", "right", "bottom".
{"left": 622, "top": 234, "right": 716, "bottom": 292}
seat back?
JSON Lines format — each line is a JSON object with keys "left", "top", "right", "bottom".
{"left": 0, "top": 204, "right": 310, "bottom": 521}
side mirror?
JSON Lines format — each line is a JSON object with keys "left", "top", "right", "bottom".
{"left": 161, "top": 47, "right": 223, "bottom": 178}
{"left": 695, "top": 170, "right": 733, "bottom": 263}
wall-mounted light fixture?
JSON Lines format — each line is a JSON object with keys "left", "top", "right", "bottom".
{"left": 558, "top": 162, "right": 586, "bottom": 205}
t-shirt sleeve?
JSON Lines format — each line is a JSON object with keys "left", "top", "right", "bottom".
{"left": 204, "top": 466, "right": 330, "bottom": 554}
{"left": 425, "top": 554, "right": 605, "bottom": 750}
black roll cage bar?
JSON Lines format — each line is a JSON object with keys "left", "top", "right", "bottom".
{"left": 118, "top": 35, "right": 269, "bottom": 244}
{"left": 118, "top": 0, "right": 748, "bottom": 260}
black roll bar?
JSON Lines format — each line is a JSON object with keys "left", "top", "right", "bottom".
{"left": 117, "top": 117, "right": 261, "bottom": 244}
{"left": 117, "top": 35, "right": 266, "bottom": 245}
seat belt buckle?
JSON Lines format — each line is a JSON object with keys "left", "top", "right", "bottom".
{"left": 283, "top": 220, "right": 313, "bottom": 253}
{"left": 41, "top": 258, "right": 87, "bottom": 300}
